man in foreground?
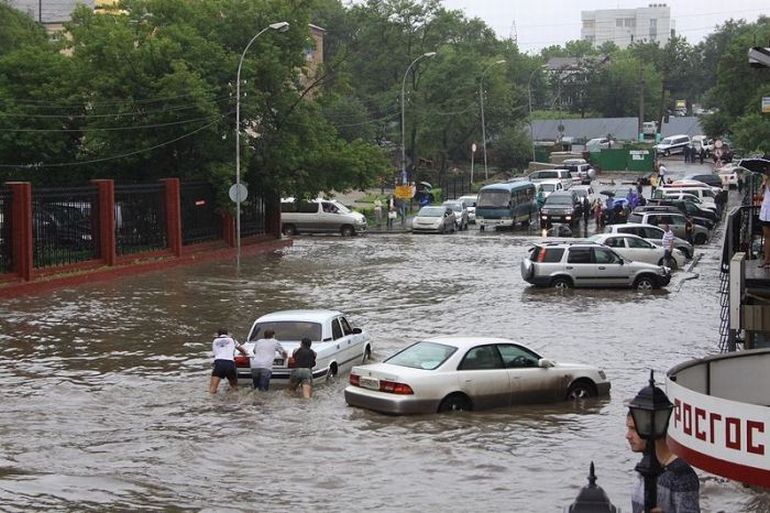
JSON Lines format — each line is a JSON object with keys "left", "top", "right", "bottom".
{"left": 209, "top": 328, "right": 249, "bottom": 394}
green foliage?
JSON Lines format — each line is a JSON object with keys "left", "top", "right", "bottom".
{"left": 732, "top": 113, "right": 770, "bottom": 155}
{"left": 494, "top": 125, "right": 532, "bottom": 172}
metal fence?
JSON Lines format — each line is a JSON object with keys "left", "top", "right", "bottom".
{"left": 0, "top": 188, "right": 11, "bottom": 274}
{"left": 181, "top": 182, "right": 222, "bottom": 245}
{"left": 115, "top": 183, "right": 167, "bottom": 255}
{"left": 240, "top": 192, "right": 266, "bottom": 237}
{"left": 32, "top": 186, "right": 99, "bottom": 269}
{"left": 439, "top": 175, "right": 472, "bottom": 200}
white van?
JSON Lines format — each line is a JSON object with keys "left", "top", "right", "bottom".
{"left": 528, "top": 169, "right": 573, "bottom": 190}
{"left": 655, "top": 185, "right": 718, "bottom": 207}
{"left": 654, "top": 134, "right": 691, "bottom": 156}
{"left": 280, "top": 198, "right": 367, "bottom": 236}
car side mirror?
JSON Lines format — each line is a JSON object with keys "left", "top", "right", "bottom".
{"left": 538, "top": 358, "right": 555, "bottom": 368}
{"left": 619, "top": 259, "right": 625, "bottom": 265}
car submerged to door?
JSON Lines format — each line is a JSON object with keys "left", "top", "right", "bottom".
{"left": 344, "top": 336, "right": 610, "bottom": 415}
{"left": 235, "top": 310, "right": 372, "bottom": 386}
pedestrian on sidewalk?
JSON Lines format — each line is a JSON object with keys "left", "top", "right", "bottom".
{"left": 662, "top": 224, "right": 676, "bottom": 267}
{"left": 593, "top": 199, "right": 604, "bottom": 229}
{"left": 374, "top": 198, "right": 383, "bottom": 227}
{"left": 759, "top": 169, "right": 770, "bottom": 269}
{"left": 699, "top": 147, "right": 705, "bottom": 164}
{"left": 683, "top": 144, "right": 690, "bottom": 163}
{"left": 684, "top": 217, "right": 694, "bottom": 245}
{"left": 387, "top": 195, "right": 396, "bottom": 230}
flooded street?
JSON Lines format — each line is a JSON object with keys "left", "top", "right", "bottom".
{"left": 1, "top": 186, "right": 769, "bottom": 512}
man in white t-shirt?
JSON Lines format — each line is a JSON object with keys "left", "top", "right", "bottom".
{"left": 658, "top": 163, "right": 667, "bottom": 184}
{"left": 209, "top": 328, "right": 248, "bottom": 394}
{"left": 250, "top": 329, "right": 287, "bottom": 391}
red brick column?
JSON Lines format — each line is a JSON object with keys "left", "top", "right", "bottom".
{"left": 222, "top": 213, "right": 235, "bottom": 247}
{"left": 6, "top": 182, "right": 33, "bottom": 281}
{"left": 91, "top": 179, "right": 116, "bottom": 266}
{"left": 161, "top": 178, "right": 182, "bottom": 256}
{"left": 265, "top": 191, "right": 281, "bottom": 238}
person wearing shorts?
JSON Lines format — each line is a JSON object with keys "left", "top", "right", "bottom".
{"left": 759, "top": 170, "right": 770, "bottom": 269}
{"left": 289, "top": 337, "right": 316, "bottom": 398}
{"left": 209, "top": 327, "right": 248, "bottom": 394}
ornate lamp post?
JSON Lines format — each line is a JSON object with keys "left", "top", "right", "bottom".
{"left": 479, "top": 59, "right": 506, "bottom": 180}
{"left": 235, "top": 21, "right": 289, "bottom": 264}
{"left": 627, "top": 370, "right": 674, "bottom": 513}
{"left": 566, "top": 462, "right": 619, "bottom": 513}
{"left": 400, "top": 51, "right": 436, "bottom": 185}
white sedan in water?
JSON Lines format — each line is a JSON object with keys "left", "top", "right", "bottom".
{"left": 587, "top": 233, "right": 686, "bottom": 270}
{"left": 344, "top": 336, "right": 610, "bottom": 415}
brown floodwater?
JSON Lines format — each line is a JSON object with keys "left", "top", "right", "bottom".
{"left": 0, "top": 188, "right": 768, "bottom": 512}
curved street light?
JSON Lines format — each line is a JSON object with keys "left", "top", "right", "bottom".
{"left": 479, "top": 59, "right": 506, "bottom": 181}
{"left": 235, "top": 21, "right": 289, "bottom": 265}
{"left": 400, "top": 51, "right": 437, "bottom": 185}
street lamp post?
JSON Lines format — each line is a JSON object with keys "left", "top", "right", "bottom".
{"left": 401, "top": 51, "right": 436, "bottom": 185}
{"left": 627, "top": 370, "right": 674, "bottom": 513}
{"left": 479, "top": 59, "right": 505, "bottom": 181}
{"left": 235, "top": 21, "right": 289, "bottom": 265}
{"left": 527, "top": 67, "right": 539, "bottom": 163}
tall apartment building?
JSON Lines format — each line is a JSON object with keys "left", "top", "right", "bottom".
{"left": 581, "top": 4, "right": 675, "bottom": 49}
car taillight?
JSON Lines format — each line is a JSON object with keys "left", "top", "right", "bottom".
{"left": 234, "top": 355, "right": 250, "bottom": 367}
{"left": 287, "top": 356, "right": 296, "bottom": 368}
{"left": 380, "top": 380, "right": 414, "bottom": 395}
{"left": 349, "top": 373, "right": 360, "bottom": 386}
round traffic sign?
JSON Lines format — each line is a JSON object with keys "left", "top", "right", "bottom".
{"left": 229, "top": 183, "right": 248, "bottom": 203}
{"left": 471, "top": 143, "right": 477, "bottom": 152}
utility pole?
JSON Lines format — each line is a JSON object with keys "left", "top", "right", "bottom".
{"left": 638, "top": 64, "right": 645, "bottom": 142}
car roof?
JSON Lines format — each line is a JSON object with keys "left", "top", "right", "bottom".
{"left": 538, "top": 178, "right": 563, "bottom": 184}
{"left": 593, "top": 232, "right": 645, "bottom": 240}
{"left": 562, "top": 158, "right": 587, "bottom": 164}
{"left": 421, "top": 336, "right": 526, "bottom": 350}
{"left": 255, "top": 309, "right": 343, "bottom": 323}
{"left": 571, "top": 185, "right": 592, "bottom": 190}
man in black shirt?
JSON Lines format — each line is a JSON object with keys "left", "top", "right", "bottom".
{"left": 289, "top": 337, "right": 317, "bottom": 398}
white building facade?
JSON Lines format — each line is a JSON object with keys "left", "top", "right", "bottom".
{"left": 581, "top": 4, "right": 675, "bottom": 49}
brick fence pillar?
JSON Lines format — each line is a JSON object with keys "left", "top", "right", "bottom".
{"left": 91, "top": 179, "right": 116, "bottom": 266}
{"left": 5, "top": 182, "right": 33, "bottom": 281}
{"left": 264, "top": 191, "right": 282, "bottom": 238}
{"left": 222, "top": 213, "right": 235, "bottom": 247}
{"left": 161, "top": 178, "right": 182, "bottom": 256}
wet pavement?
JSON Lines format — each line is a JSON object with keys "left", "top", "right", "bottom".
{"left": 1, "top": 160, "right": 767, "bottom": 512}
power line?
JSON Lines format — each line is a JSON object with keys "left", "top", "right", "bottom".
{"left": 0, "top": 96, "right": 233, "bottom": 119}
{"left": 0, "top": 114, "right": 225, "bottom": 132}
{"left": 0, "top": 89, "right": 226, "bottom": 109}
{"left": 0, "top": 114, "right": 229, "bottom": 168}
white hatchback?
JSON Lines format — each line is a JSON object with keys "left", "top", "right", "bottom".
{"left": 345, "top": 336, "right": 610, "bottom": 415}
{"left": 236, "top": 310, "right": 372, "bottom": 386}
{"left": 587, "top": 233, "right": 686, "bottom": 270}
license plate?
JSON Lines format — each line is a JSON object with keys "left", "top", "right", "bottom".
{"left": 359, "top": 376, "right": 379, "bottom": 390}
{"left": 273, "top": 358, "right": 284, "bottom": 366}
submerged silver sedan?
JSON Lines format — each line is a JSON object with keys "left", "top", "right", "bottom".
{"left": 345, "top": 336, "right": 610, "bottom": 415}
{"left": 411, "top": 206, "right": 456, "bottom": 234}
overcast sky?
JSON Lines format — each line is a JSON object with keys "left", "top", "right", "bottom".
{"left": 439, "top": 0, "right": 770, "bottom": 52}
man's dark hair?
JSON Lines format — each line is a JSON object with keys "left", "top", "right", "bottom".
{"left": 301, "top": 337, "right": 312, "bottom": 348}
{"left": 265, "top": 329, "right": 275, "bottom": 338}
{"left": 217, "top": 327, "right": 228, "bottom": 336}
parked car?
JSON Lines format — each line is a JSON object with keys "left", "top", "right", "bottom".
{"left": 646, "top": 198, "right": 718, "bottom": 223}
{"left": 539, "top": 190, "right": 582, "bottom": 228}
{"left": 692, "top": 136, "right": 714, "bottom": 156}
{"left": 561, "top": 158, "right": 596, "bottom": 185}
{"left": 632, "top": 205, "right": 714, "bottom": 230}
{"left": 654, "top": 134, "right": 691, "bottom": 156}
{"left": 281, "top": 198, "right": 367, "bottom": 237}
{"left": 411, "top": 206, "right": 456, "bottom": 234}
{"left": 442, "top": 200, "right": 469, "bottom": 231}
{"left": 586, "top": 137, "right": 615, "bottom": 152}
{"left": 456, "top": 194, "right": 478, "bottom": 224}
{"left": 521, "top": 241, "right": 671, "bottom": 289}
{"left": 528, "top": 169, "right": 573, "bottom": 189}
{"left": 587, "top": 233, "right": 686, "bottom": 270}
{"left": 603, "top": 223, "right": 693, "bottom": 259}
{"left": 681, "top": 174, "right": 724, "bottom": 190}
{"left": 344, "top": 336, "right": 611, "bottom": 415}
{"left": 717, "top": 164, "right": 747, "bottom": 189}
{"left": 625, "top": 211, "right": 709, "bottom": 244}
{"left": 235, "top": 309, "right": 372, "bottom": 386}
{"left": 536, "top": 179, "right": 564, "bottom": 199}
{"left": 652, "top": 189, "right": 718, "bottom": 215}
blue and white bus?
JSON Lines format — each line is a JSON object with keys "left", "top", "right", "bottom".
{"left": 475, "top": 181, "right": 538, "bottom": 231}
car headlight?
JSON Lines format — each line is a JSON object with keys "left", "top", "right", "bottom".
{"left": 565, "top": 216, "right": 572, "bottom": 220}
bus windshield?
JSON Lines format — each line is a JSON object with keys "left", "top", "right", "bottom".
{"left": 477, "top": 190, "right": 511, "bottom": 208}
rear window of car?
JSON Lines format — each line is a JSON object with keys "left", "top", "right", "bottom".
{"left": 530, "top": 247, "right": 564, "bottom": 263}
{"left": 385, "top": 341, "right": 457, "bottom": 370}
{"left": 627, "top": 213, "right": 643, "bottom": 223}
{"left": 248, "top": 321, "right": 322, "bottom": 342}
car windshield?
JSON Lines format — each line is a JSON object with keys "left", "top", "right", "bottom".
{"left": 661, "top": 138, "right": 674, "bottom": 145}
{"left": 249, "top": 321, "right": 322, "bottom": 342}
{"left": 443, "top": 203, "right": 462, "bottom": 212}
{"left": 541, "top": 183, "right": 556, "bottom": 192}
{"left": 385, "top": 341, "right": 457, "bottom": 370}
{"left": 477, "top": 190, "right": 511, "bottom": 208}
{"left": 332, "top": 202, "right": 351, "bottom": 213}
{"left": 418, "top": 206, "right": 445, "bottom": 217}
{"left": 545, "top": 195, "right": 572, "bottom": 205}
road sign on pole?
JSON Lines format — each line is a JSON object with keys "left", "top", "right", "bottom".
{"left": 229, "top": 183, "right": 248, "bottom": 203}
{"left": 471, "top": 143, "right": 477, "bottom": 183}
{"left": 762, "top": 97, "right": 770, "bottom": 113}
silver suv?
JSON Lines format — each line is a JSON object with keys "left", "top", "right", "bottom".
{"left": 520, "top": 241, "right": 671, "bottom": 290}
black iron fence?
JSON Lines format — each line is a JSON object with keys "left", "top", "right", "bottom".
{"left": 181, "top": 182, "right": 222, "bottom": 245}
{"left": 115, "top": 183, "right": 167, "bottom": 255}
{"left": 0, "top": 188, "right": 11, "bottom": 274}
{"left": 439, "top": 175, "right": 472, "bottom": 200}
{"left": 32, "top": 186, "right": 99, "bottom": 269}
{"left": 240, "top": 192, "right": 266, "bottom": 237}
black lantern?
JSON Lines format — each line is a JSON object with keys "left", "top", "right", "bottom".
{"left": 566, "top": 462, "right": 618, "bottom": 513}
{"left": 628, "top": 369, "right": 674, "bottom": 513}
